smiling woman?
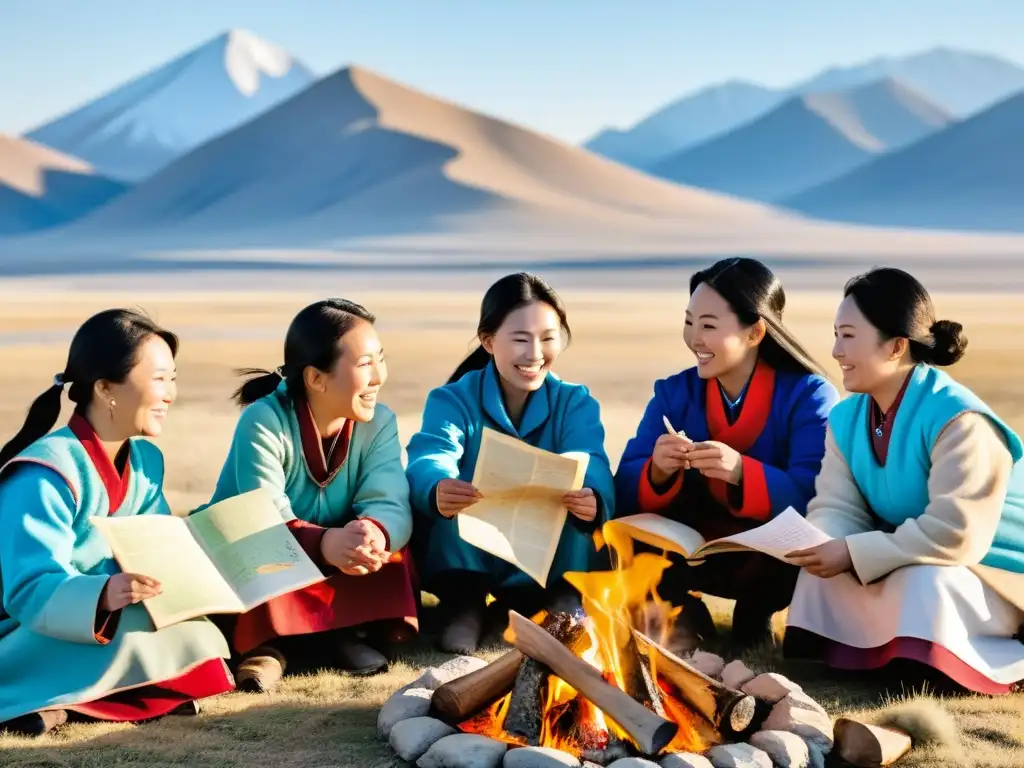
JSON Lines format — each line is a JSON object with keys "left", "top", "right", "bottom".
{"left": 200, "top": 298, "right": 418, "bottom": 692}
{"left": 406, "top": 272, "right": 616, "bottom": 654}
{"left": 614, "top": 257, "right": 840, "bottom": 650}
{"left": 0, "top": 309, "right": 233, "bottom": 736}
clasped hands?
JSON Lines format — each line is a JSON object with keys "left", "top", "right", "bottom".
{"left": 321, "top": 519, "right": 392, "bottom": 576}
{"left": 435, "top": 478, "right": 598, "bottom": 523}
{"left": 650, "top": 433, "right": 744, "bottom": 486}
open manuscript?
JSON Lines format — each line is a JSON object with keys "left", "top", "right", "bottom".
{"left": 603, "top": 507, "right": 833, "bottom": 565}
{"left": 457, "top": 427, "right": 590, "bottom": 587}
{"left": 91, "top": 488, "right": 326, "bottom": 629}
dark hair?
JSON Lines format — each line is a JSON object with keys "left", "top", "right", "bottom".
{"left": 0, "top": 309, "right": 179, "bottom": 467}
{"left": 233, "top": 298, "right": 376, "bottom": 406}
{"left": 448, "top": 273, "right": 571, "bottom": 384}
{"left": 843, "top": 267, "right": 967, "bottom": 366}
{"left": 690, "top": 257, "right": 829, "bottom": 378}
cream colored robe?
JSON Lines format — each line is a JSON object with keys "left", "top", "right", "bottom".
{"left": 807, "top": 411, "right": 1024, "bottom": 614}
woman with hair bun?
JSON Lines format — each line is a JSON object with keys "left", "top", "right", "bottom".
{"left": 0, "top": 309, "right": 232, "bottom": 736}
{"left": 786, "top": 267, "right": 1024, "bottom": 694}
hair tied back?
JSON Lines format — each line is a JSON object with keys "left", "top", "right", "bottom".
{"left": 53, "top": 373, "right": 66, "bottom": 387}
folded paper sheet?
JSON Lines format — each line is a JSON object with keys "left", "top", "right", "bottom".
{"left": 458, "top": 427, "right": 589, "bottom": 586}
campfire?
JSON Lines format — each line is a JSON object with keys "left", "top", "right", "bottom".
{"left": 429, "top": 551, "right": 756, "bottom": 762}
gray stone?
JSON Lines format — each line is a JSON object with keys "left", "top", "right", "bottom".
{"left": 402, "top": 655, "right": 489, "bottom": 693}
{"left": 504, "top": 746, "right": 582, "bottom": 767}
{"left": 706, "top": 744, "right": 773, "bottom": 768}
{"left": 417, "top": 733, "right": 508, "bottom": 768}
{"left": 740, "top": 673, "right": 803, "bottom": 704}
{"left": 660, "top": 753, "right": 714, "bottom": 768}
{"left": 748, "top": 730, "right": 811, "bottom": 768}
{"left": 389, "top": 717, "right": 458, "bottom": 762}
{"left": 606, "top": 759, "right": 661, "bottom": 768}
{"left": 377, "top": 687, "right": 433, "bottom": 739}
{"left": 687, "top": 651, "right": 725, "bottom": 679}
{"left": 760, "top": 694, "right": 833, "bottom": 753}
{"left": 720, "top": 661, "right": 756, "bottom": 691}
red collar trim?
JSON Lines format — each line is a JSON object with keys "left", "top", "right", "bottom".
{"left": 705, "top": 360, "right": 775, "bottom": 453}
{"left": 297, "top": 401, "right": 353, "bottom": 486}
{"left": 69, "top": 413, "right": 132, "bottom": 515}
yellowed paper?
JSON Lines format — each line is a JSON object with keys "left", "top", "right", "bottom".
{"left": 603, "top": 513, "right": 706, "bottom": 559}
{"left": 458, "top": 428, "right": 589, "bottom": 586}
{"left": 91, "top": 488, "right": 326, "bottom": 628}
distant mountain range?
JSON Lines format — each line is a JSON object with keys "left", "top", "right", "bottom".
{"left": 585, "top": 48, "right": 1024, "bottom": 169}
{"left": 24, "top": 30, "right": 315, "bottom": 182}
{"left": 0, "top": 134, "right": 127, "bottom": 235}
{"left": 61, "top": 65, "right": 781, "bottom": 245}
{"left": 783, "top": 90, "right": 1024, "bottom": 231}
{"left": 650, "top": 78, "right": 954, "bottom": 202}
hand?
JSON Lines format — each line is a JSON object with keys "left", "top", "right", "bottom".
{"left": 685, "top": 441, "right": 744, "bottom": 485}
{"left": 563, "top": 488, "right": 598, "bottom": 522}
{"left": 436, "top": 479, "right": 482, "bottom": 518}
{"left": 101, "top": 572, "right": 162, "bottom": 612}
{"left": 322, "top": 519, "right": 390, "bottom": 576}
{"left": 786, "top": 539, "right": 853, "bottom": 578}
{"left": 650, "top": 433, "right": 694, "bottom": 485}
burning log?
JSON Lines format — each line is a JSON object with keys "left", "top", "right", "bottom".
{"left": 622, "top": 634, "right": 665, "bottom": 717}
{"left": 631, "top": 628, "right": 756, "bottom": 739}
{"left": 507, "top": 610, "right": 678, "bottom": 756}
{"left": 504, "top": 611, "right": 588, "bottom": 745}
{"left": 430, "top": 650, "right": 524, "bottom": 724}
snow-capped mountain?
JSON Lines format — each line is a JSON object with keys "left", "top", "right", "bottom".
{"left": 25, "top": 29, "right": 316, "bottom": 182}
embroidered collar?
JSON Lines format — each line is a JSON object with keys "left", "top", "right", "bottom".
{"left": 68, "top": 412, "right": 132, "bottom": 515}
{"left": 705, "top": 360, "right": 775, "bottom": 453}
{"left": 296, "top": 399, "right": 353, "bottom": 487}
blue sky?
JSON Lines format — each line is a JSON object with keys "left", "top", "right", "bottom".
{"left": 2, "top": 0, "right": 1021, "bottom": 143}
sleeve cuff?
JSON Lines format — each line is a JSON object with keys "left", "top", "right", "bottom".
{"left": 94, "top": 608, "right": 121, "bottom": 644}
{"left": 729, "top": 456, "right": 772, "bottom": 522}
{"left": 846, "top": 530, "right": 912, "bottom": 584}
{"left": 286, "top": 518, "right": 329, "bottom": 569}
{"left": 637, "top": 457, "right": 683, "bottom": 512}
{"left": 35, "top": 574, "right": 110, "bottom": 644}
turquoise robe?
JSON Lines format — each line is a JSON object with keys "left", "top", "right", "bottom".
{"left": 406, "top": 362, "right": 616, "bottom": 593}
{"left": 204, "top": 381, "right": 412, "bottom": 549}
{"left": 830, "top": 364, "right": 1024, "bottom": 574}
{"left": 0, "top": 424, "right": 230, "bottom": 723}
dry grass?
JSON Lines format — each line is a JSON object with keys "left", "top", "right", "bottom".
{"left": 0, "top": 289, "right": 1021, "bottom": 767}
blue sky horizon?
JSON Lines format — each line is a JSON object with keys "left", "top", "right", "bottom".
{"left": 2, "top": 0, "right": 1022, "bottom": 143}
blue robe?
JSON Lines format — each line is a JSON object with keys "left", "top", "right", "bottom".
{"left": 405, "top": 362, "right": 616, "bottom": 594}
{"left": 0, "top": 415, "right": 231, "bottom": 723}
{"left": 615, "top": 361, "right": 839, "bottom": 532}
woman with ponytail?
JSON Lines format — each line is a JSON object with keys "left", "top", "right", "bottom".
{"left": 786, "top": 267, "right": 1024, "bottom": 694}
{"left": 0, "top": 309, "right": 232, "bottom": 736}
{"left": 202, "top": 299, "right": 416, "bottom": 692}
{"left": 614, "top": 257, "right": 840, "bottom": 650}
{"left": 406, "top": 273, "right": 615, "bottom": 653}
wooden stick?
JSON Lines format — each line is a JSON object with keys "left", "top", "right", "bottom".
{"left": 507, "top": 610, "right": 678, "bottom": 756}
{"left": 430, "top": 650, "right": 524, "bottom": 724}
{"left": 632, "top": 628, "right": 756, "bottom": 738}
{"left": 834, "top": 718, "right": 913, "bottom": 767}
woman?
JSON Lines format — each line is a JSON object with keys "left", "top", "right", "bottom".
{"left": 615, "top": 257, "right": 839, "bottom": 649}
{"left": 204, "top": 298, "right": 417, "bottom": 693}
{"left": 786, "top": 267, "right": 1024, "bottom": 694}
{"left": 0, "top": 309, "right": 233, "bottom": 736}
{"left": 406, "top": 272, "right": 615, "bottom": 654}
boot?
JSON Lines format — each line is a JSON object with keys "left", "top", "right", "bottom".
{"left": 0, "top": 709, "right": 67, "bottom": 737}
{"left": 331, "top": 637, "right": 389, "bottom": 676}
{"left": 439, "top": 600, "right": 486, "bottom": 654}
{"left": 236, "top": 645, "right": 287, "bottom": 693}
